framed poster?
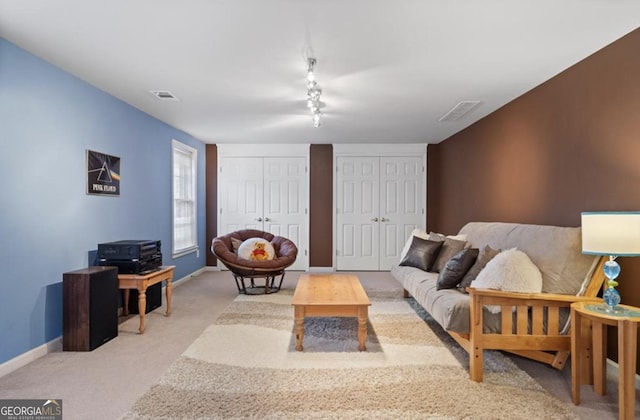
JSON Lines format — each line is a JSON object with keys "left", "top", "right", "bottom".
{"left": 86, "top": 150, "right": 120, "bottom": 196}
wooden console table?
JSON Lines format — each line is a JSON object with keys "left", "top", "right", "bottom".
{"left": 118, "top": 265, "right": 175, "bottom": 334}
{"left": 571, "top": 301, "right": 640, "bottom": 420}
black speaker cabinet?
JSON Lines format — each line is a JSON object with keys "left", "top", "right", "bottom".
{"left": 127, "top": 282, "right": 162, "bottom": 314}
{"left": 63, "top": 266, "right": 118, "bottom": 351}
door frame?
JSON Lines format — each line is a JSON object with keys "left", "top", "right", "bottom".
{"left": 333, "top": 144, "right": 427, "bottom": 271}
{"left": 217, "top": 144, "right": 310, "bottom": 271}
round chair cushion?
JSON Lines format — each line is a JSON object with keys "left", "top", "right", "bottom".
{"left": 237, "top": 237, "right": 276, "bottom": 261}
{"left": 211, "top": 229, "right": 298, "bottom": 277}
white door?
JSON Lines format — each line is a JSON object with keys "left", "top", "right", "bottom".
{"left": 378, "top": 157, "right": 423, "bottom": 270}
{"left": 218, "top": 157, "right": 264, "bottom": 232}
{"left": 219, "top": 156, "right": 308, "bottom": 271}
{"left": 336, "top": 156, "right": 423, "bottom": 271}
{"left": 263, "top": 157, "right": 308, "bottom": 270}
{"left": 336, "top": 157, "right": 380, "bottom": 270}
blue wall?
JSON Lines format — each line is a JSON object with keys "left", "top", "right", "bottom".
{"left": 0, "top": 38, "right": 206, "bottom": 365}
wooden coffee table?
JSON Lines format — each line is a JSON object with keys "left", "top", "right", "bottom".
{"left": 291, "top": 274, "right": 371, "bottom": 351}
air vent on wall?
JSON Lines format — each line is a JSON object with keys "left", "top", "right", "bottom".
{"left": 439, "top": 101, "right": 481, "bottom": 122}
{"left": 149, "top": 90, "right": 180, "bottom": 101}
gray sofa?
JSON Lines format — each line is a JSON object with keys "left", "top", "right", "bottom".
{"left": 391, "top": 222, "right": 603, "bottom": 381}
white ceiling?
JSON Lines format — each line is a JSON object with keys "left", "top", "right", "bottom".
{"left": 1, "top": 1, "right": 639, "bottom": 145}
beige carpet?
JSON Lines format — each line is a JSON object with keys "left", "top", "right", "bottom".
{"left": 121, "top": 289, "right": 577, "bottom": 419}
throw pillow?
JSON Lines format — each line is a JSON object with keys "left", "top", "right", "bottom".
{"left": 429, "top": 236, "right": 467, "bottom": 273}
{"left": 470, "top": 248, "right": 543, "bottom": 313}
{"left": 436, "top": 248, "right": 479, "bottom": 290}
{"left": 399, "top": 229, "right": 430, "bottom": 262}
{"left": 458, "top": 245, "right": 501, "bottom": 292}
{"left": 399, "top": 236, "right": 443, "bottom": 272}
{"left": 230, "top": 237, "right": 243, "bottom": 253}
{"left": 237, "top": 238, "right": 276, "bottom": 261}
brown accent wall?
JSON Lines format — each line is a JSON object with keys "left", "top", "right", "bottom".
{"left": 205, "top": 144, "right": 218, "bottom": 266}
{"left": 309, "top": 144, "right": 334, "bottom": 267}
{"left": 429, "top": 28, "right": 640, "bottom": 369}
{"left": 426, "top": 144, "right": 441, "bottom": 231}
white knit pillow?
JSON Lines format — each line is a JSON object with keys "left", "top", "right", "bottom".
{"left": 237, "top": 238, "right": 275, "bottom": 261}
{"left": 471, "top": 248, "right": 542, "bottom": 313}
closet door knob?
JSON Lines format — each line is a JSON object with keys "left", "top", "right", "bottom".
{"left": 264, "top": 217, "right": 271, "bottom": 222}
{"left": 381, "top": 217, "right": 389, "bottom": 222}
{"left": 371, "top": 217, "right": 379, "bottom": 222}
{"left": 256, "top": 217, "right": 263, "bottom": 222}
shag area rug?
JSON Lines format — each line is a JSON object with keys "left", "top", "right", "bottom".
{"left": 121, "top": 289, "right": 576, "bottom": 419}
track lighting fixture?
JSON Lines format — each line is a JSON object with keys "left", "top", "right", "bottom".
{"left": 306, "top": 57, "right": 322, "bottom": 128}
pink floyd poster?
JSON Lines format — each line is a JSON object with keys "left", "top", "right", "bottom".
{"left": 86, "top": 150, "right": 120, "bottom": 196}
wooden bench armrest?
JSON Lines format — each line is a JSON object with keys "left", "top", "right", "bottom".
{"left": 466, "top": 287, "right": 602, "bottom": 305}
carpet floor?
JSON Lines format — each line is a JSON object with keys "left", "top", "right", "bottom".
{"left": 121, "top": 289, "right": 577, "bottom": 419}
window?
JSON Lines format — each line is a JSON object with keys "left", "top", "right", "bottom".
{"left": 172, "top": 140, "right": 197, "bottom": 257}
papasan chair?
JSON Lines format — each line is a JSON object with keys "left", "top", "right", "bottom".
{"left": 211, "top": 229, "right": 298, "bottom": 294}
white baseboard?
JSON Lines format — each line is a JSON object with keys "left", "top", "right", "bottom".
{"left": 0, "top": 266, "right": 205, "bottom": 379}
{"left": 0, "top": 337, "right": 62, "bottom": 378}
{"left": 172, "top": 267, "right": 206, "bottom": 287}
{"left": 205, "top": 265, "right": 222, "bottom": 271}
{"left": 308, "top": 267, "right": 334, "bottom": 273}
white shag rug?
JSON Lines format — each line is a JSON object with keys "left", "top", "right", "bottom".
{"left": 121, "top": 289, "right": 576, "bottom": 419}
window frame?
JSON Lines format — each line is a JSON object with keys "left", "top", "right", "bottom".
{"left": 171, "top": 139, "right": 198, "bottom": 258}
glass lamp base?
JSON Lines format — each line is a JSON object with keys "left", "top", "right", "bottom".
{"left": 603, "top": 286, "right": 621, "bottom": 308}
{"left": 586, "top": 258, "right": 640, "bottom": 317}
{"left": 600, "top": 258, "right": 622, "bottom": 313}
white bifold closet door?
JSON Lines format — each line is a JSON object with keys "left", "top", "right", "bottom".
{"left": 218, "top": 156, "right": 308, "bottom": 271}
{"left": 336, "top": 156, "right": 423, "bottom": 271}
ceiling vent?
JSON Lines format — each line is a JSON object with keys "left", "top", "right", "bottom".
{"left": 150, "top": 90, "right": 179, "bottom": 101}
{"left": 439, "top": 101, "right": 481, "bottom": 122}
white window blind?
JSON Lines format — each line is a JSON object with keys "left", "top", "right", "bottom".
{"left": 172, "top": 140, "right": 197, "bottom": 257}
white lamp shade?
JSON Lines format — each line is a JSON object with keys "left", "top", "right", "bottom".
{"left": 581, "top": 211, "right": 640, "bottom": 256}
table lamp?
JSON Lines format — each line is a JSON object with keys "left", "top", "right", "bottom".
{"left": 581, "top": 211, "right": 640, "bottom": 313}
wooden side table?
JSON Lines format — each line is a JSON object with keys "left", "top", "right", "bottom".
{"left": 118, "top": 265, "right": 175, "bottom": 334}
{"left": 571, "top": 301, "right": 640, "bottom": 420}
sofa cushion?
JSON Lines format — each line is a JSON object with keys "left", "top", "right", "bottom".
{"left": 391, "top": 265, "right": 502, "bottom": 334}
{"left": 430, "top": 235, "right": 467, "bottom": 273}
{"left": 399, "top": 236, "right": 443, "bottom": 272}
{"left": 428, "top": 231, "right": 467, "bottom": 243}
{"left": 230, "top": 237, "right": 243, "bottom": 253}
{"left": 459, "top": 222, "right": 598, "bottom": 295}
{"left": 436, "top": 248, "right": 479, "bottom": 290}
{"left": 458, "top": 245, "right": 501, "bottom": 292}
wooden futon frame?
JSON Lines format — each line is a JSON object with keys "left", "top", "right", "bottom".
{"left": 448, "top": 257, "right": 606, "bottom": 382}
